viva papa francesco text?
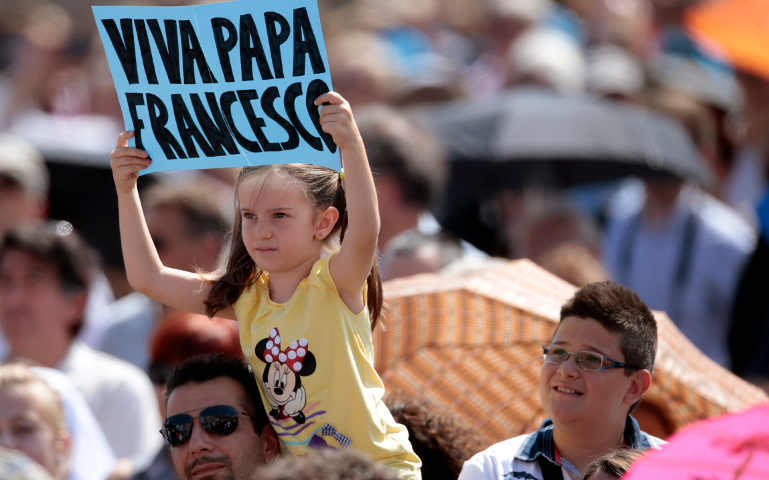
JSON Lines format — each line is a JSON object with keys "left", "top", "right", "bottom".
{"left": 101, "top": 7, "right": 337, "bottom": 160}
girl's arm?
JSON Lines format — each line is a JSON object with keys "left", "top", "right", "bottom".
{"left": 316, "top": 92, "right": 380, "bottom": 312}
{"left": 111, "top": 131, "right": 235, "bottom": 319}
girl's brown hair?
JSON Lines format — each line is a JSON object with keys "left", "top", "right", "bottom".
{"left": 204, "top": 164, "right": 382, "bottom": 328}
{"left": 581, "top": 448, "right": 645, "bottom": 480}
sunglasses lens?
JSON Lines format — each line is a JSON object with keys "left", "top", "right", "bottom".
{"left": 200, "top": 405, "right": 240, "bottom": 436}
{"left": 163, "top": 414, "right": 193, "bottom": 447}
{"left": 576, "top": 352, "right": 604, "bottom": 371}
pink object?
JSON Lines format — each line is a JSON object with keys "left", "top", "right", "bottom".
{"left": 625, "top": 402, "right": 769, "bottom": 480}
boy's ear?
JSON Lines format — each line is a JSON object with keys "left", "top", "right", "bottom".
{"left": 314, "top": 206, "right": 339, "bottom": 240}
{"left": 623, "top": 369, "right": 652, "bottom": 406}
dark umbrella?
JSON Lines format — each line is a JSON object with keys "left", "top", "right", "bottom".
{"left": 409, "top": 87, "right": 712, "bottom": 253}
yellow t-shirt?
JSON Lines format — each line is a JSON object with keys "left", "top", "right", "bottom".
{"left": 234, "top": 254, "right": 421, "bottom": 479}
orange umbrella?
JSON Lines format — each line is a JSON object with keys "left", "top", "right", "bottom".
{"left": 685, "top": 0, "right": 769, "bottom": 80}
{"left": 374, "top": 259, "right": 768, "bottom": 447}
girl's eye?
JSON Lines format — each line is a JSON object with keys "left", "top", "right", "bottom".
{"left": 273, "top": 212, "right": 287, "bottom": 219}
{"left": 242, "top": 212, "right": 255, "bottom": 220}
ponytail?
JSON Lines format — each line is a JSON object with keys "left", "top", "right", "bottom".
{"left": 367, "top": 260, "right": 383, "bottom": 329}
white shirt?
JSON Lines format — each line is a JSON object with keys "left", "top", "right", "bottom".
{"left": 57, "top": 342, "right": 162, "bottom": 472}
{"left": 459, "top": 434, "right": 581, "bottom": 480}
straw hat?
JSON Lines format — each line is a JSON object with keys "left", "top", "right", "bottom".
{"left": 375, "top": 259, "right": 767, "bottom": 446}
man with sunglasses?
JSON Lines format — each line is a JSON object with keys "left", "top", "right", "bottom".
{"left": 162, "top": 354, "right": 280, "bottom": 480}
{"left": 459, "top": 281, "right": 665, "bottom": 480}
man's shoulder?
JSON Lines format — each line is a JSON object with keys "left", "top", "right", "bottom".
{"left": 65, "top": 343, "right": 154, "bottom": 391}
{"left": 459, "top": 433, "right": 534, "bottom": 480}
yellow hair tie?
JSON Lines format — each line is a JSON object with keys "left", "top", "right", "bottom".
{"left": 339, "top": 168, "right": 345, "bottom": 181}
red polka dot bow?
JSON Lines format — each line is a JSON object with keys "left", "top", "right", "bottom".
{"left": 263, "top": 328, "right": 309, "bottom": 372}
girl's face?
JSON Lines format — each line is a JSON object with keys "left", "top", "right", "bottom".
{"left": 238, "top": 172, "right": 335, "bottom": 275}
{"left": 0, "top": 385, "right": 68, "bottom": 478}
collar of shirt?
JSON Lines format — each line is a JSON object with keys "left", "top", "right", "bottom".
{"left": 516, "top": 415, "right": 652, "bottom": 469}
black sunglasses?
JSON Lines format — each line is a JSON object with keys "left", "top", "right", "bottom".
{"left": 160, "top": 405, "right": 250, "bottom": 447}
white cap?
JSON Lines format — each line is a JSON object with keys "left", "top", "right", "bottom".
{"left": 586, "top": 44, "right": 645, "bottom": 96}
{"left": 487, "top": 0, "right": 553, "bottom": 23}
{"left": 0, "top": 134, "right": 48, "bottom": 196}
{"left": 508, "top": 27, "right": 585, "bottom": 93}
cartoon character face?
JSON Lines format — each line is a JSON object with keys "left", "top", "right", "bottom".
{"left": 263, "top": 361, "right": 298, "bottom": 406}
{"left": 255, "top": 328, "right": 316, "bottom": 424}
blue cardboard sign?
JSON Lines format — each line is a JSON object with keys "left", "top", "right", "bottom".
{"left": 93, "top": 0, "right": 339, "bottom": 175}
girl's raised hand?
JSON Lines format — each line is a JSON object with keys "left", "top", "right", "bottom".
{"left": 314, "top": 92, "right": 363, "bottom": 152}
{"left": 110, "top": 131, "right": 151, "bottom": 194}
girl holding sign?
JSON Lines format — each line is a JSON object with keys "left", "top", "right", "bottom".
{"left": 110, "top": 91, "right": 421, "bottom": 478}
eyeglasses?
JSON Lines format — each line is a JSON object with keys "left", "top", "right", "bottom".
{"left": 542, "top": 345, "right": 638, "bottom": 372}
{"left": 160, "top": 405, "right": 250, "bottom": 447}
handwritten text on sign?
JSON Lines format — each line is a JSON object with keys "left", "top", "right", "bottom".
{"left": 93, "top": 0, "right": 339, "bottom": 174}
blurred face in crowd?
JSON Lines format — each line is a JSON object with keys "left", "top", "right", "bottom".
{"left": 166, "top": 377, "right": 278, "bottom": 480}
{"left": 147, "top": 205, "right": 205, "bottom": 271}
{"left": 0, "top": 178, "right": 46, "bottom": 238}
{"left": 0, "top": 383, "right": 70, "bottom": 479}
{"left": 0, "top": 249, "right": 84, "bottom": 365}
{"left": 539, "top": 316, "right": 646, "bottom": 431}
{"left": 147, "top": 204, "right": 223, "bottom": 272}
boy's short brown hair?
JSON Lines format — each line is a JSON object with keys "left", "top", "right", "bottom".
{"left": 559, "top": 281, "right": 657, "bottom": 374}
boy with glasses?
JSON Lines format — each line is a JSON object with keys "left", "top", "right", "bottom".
{"left": 459, "top": 281, "right": 665, "bottom": 480}
{"left": 162, "top": 354, "right": 280, "bottom": 480}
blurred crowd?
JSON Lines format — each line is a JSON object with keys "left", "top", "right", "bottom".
{"left": 1, "top": 0, "right": 768, "bottom": 479}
